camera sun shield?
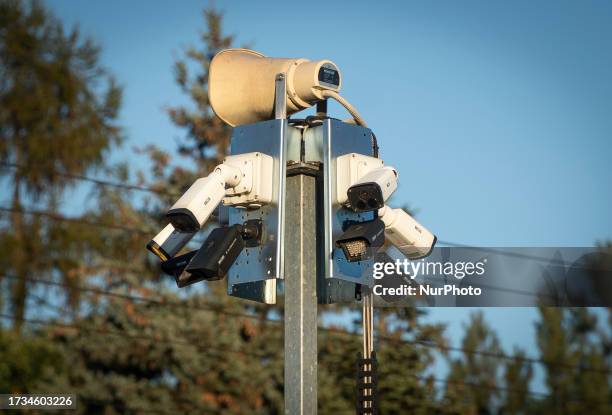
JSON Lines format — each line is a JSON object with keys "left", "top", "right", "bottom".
{"left": 147, "top": 223, "right": 197, "bottom": 261}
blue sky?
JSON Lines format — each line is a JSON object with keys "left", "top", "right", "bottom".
{"left": 45, "top": 0, "right": 612, "bottom": 391}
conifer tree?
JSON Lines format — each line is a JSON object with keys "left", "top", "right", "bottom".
{"left": 444, "top": 312, "right": 503, "bottom": 414}
{"left": 0, "top": 0, "right": 122, "bottom": 329}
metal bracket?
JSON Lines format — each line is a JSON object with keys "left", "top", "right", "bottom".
{"left": 321, "top": 120, "right": 377, "bottom": 287}
{"left": 226, "top": 119, "right": 287, "bottom": 304}
{"left": 287, "top": 162, "right": 320, "bottom": 177}
{"left": 275, "top": 73, "right": 287, "bottom": 120}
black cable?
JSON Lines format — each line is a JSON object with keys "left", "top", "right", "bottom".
{"left": 370, "top": 131, "right": 379, "bottom": 158}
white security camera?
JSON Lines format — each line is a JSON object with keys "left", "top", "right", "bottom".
{"left": 146, "top": 223, "right": 197, "bottom": 261}
{"left": 378, "top": 206, "right": 436, "bottom": 259}
{"left": 167, "top": 152, "right": 273, "bottom": 232}
{"left": 335, "top": 153, "right": 398, "bottom": 212}
{"left": 347, "top": 166, "right": 397, "bottom": 212}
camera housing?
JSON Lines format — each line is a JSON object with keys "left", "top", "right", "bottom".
{"left": 161, "top": 250, "right": 197, "bottom": 279}
{"left": 161, "top": 220, "right": 264, "bottom": 288}
{"left": 146, "top": 223, "right": 197, "bottom": 261}
{"left": 335, "top": 153, "right": 397, "bottom": 211}
{"left": 182, "top": 224, "right": 245, "bottom": 285}
{"left": 166, "top": 152, "right": 273, "bottom": 232}
{"left": 336, "top": 218, "right": 385, "bottom": 262}
{"left": 347, "top": 166, "right": 397, "bottom": 212}
{"left": 166, "top": 175, "right": 226, "bottom": 233}
{"left": 379, "top": 206, "right": 436, "bottom": 259}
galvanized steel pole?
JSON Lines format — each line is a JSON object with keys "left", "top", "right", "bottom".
{"left": 284, "top": 172, "right": 318, "bottom": 415}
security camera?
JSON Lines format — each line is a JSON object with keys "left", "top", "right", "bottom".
{"left": 336, "top": 218, "right": 385, "bottom": 262}
{"left": 161, "top": 250, "right": 196, "bottom": 279}
{"left": 180, "top": 224, "right": 245, "bottom": 285}
{"left": 347, "top": 166, "right": 397, "bottom": 212}
{"left": 379, "top": 206, "right": 436, "bottom": 259}
{"left": 335, "top": 153, "right": 398, "bottom": 211}
{"left": 166, "top": 152, "right": 273, "bottom": 232}
{"left": 146, "top": 223, "right": 196, "bottom": 261}
{"left": 161, "top": 220, "right": 264, "bottom": 287}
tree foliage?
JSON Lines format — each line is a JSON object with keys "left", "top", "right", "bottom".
{"left": 0, "top": 2, "right": 610, "bottom": 415}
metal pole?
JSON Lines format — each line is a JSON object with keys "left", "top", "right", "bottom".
{"left": 284, "top": 172, "right": 318, "bottom": 415}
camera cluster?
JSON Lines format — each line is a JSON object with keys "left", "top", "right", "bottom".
{"left": 146, "top": 152, "right": 273, "bottom": 287}
{"left": 145, "top": 48, "right": 437, "bottom": 289}
{"left": 335, "top": 153, "right": 436, "bottom": 263}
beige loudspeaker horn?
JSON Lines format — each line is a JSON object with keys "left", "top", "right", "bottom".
{"left": 208, "top": 49, "right": 342, "bottom": 127}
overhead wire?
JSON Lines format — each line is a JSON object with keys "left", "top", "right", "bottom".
{"left": 1, "top": 312, "right": 610, "bottom": 409}
{"left": 2, "top": 272, "right": 611, "bottom": 376}
{"left": 0, "top": 162, "right": 178, "bottom": 197}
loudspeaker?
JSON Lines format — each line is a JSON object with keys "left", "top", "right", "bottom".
{"left": 208, "top": 48, "right": 342, "bottom": 126}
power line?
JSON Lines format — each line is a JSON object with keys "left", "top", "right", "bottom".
{"left": 2, "top": 273, "right": 281, "bottom": 324}
{"left": 0, "top": 206, "right": 580, "bottom": 296}
{"left": 410, "top": 373, "right": 611, "bottom": 409}
{"left": 0, "top": 206, "right": 592, "bottom": 305}
{"left": 0, "top": 205, "right": 609, "bottom": 375}
{"left": 1, "top": 166, "right": 604, "bottom": 268}
{"left": 436, "top": 240, "right": 592, "bottom": 268}
{"left": 0, "top": 196, "right": 604, "bottom": 356}
{"left": 0, "top": 312, "right": 274, "bottom": 360}
{"left": 3, "top": 161, "right": 603, "bottom": 266}
{"left": 3, "top": 272, "right": 611, "bottom": 376}
{"left": 0, "top": 206, "right": 151, "bottom": 234}
{"left": 1, "top": 204, "right": 600, "bottom": 270}
{"left": 1, "top": 313, "right": 609, "bottom": 410}
{"left": 0, "top": 162, "right": 177, "bottom": 197}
